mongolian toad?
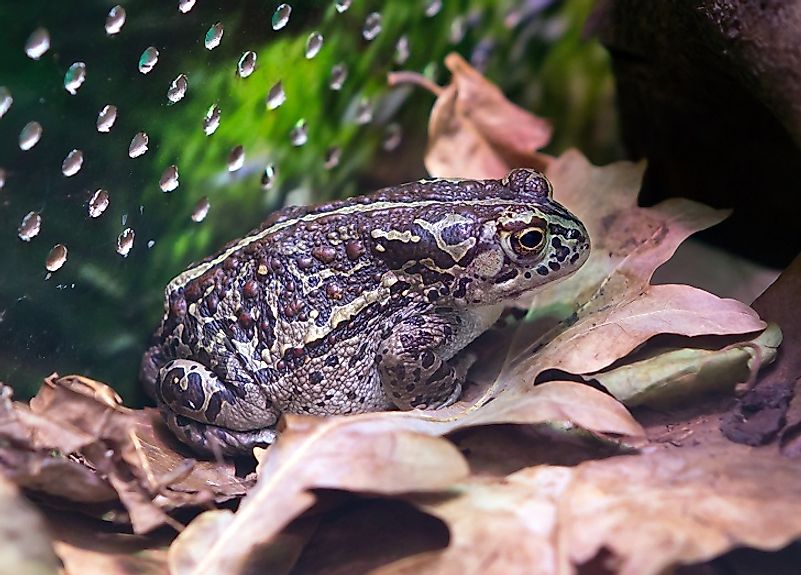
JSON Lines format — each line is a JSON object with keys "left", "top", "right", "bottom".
{"left": 140, "top": 169, "right": 590, "bottom": 455}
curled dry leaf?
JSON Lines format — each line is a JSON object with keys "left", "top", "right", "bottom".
{"left": 378, "top": 447, "right": 801, "bottom": 575}
{"left": 0, "top": 476, "right": 61, "bottom": 575}
{"left": 391, "top": 52, "right": 553, "bottom": 179}
{"left": 169, "top": 417, "right": 469, "bottom": 575}
{"left": 595, "top": 323, "right": 782, "bottom": 406}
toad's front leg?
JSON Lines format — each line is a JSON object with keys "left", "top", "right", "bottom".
{"left": 155, "top": 359, "right": 279, "bottom": 456}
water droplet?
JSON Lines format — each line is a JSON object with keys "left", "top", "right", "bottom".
{"left": 355, "top": 98, "right": 372, "bottom": 125}
{"left": 205, "top": 22, "right": 224, "bottom": 50}
{"left": 105, "top": 5, "right": 126, "bottom": 35}
{"left": 383, "top": 123, "right": 402, "bottom": 151}
{"left": 18, "top": 211, "right": 42, "bottom": 242}
{"left": 237, "top": 51, "right": 257, "bottom": 78}
{"left": 19, "top": 121, "right": 43, "bottom": 151}
{"left": 0, "top": 168, "right": 6, "bottom": 190}
{"left": 25, "top": 28, "right": 50, "bottom": 60}
{"left": 227, "top": 145, "right": 245, "bottom": 172}
{"left": 139, "top": 47, "right": 159, "bottom": 74}
{"left": 160, "top": 165, "right": 179, "bottom": 192}
{"left": 425, "top": 0, "right": 442, "bottom": 17}
{"left": 330, "top": 63, "right": 347, "bottom": 90}
{"left": 0, "top": 87, "right": 12, "bottom": 119}
{"left": 305, "top": 32, "right": 323, "bottom": 59}
{"left": 363, "top": 12, "right": 382, "bottom": 41}
{"left": 97, "top": 105, "right": 118, "bottom": 133}
{"left": 261, "top": 164, "right": 277, "bottom": 189}
{"left": 64, "top": 62, "right": 87, "bottom": 95}
{"left": 178, "top": 0, "right": 196, "bottom": 13}
{"left": 192, "top": 197, "right": 210, "bottom": 222}
{"left": 129, "top": 132, "right": 149, "bottom": 158}
{"left": 395, "top": 35, "right": 410, "bottom": 64}
{"left": 167, "top": 74, "right": 188, "bottom": 103}
{"left": 450, "top": 16, "right": 466, "bottom": 44}
{"left": 290, "top": 120, "right": 307, "bottom": 146}
{"left": 272, "top": 4, "right": 291, "bottom": 30}
{"left": 324, "top": 146, "right": 341, "bottom": 169}
{"left": 61, "top": 149, "right": 84, "bottom": 177}
{"left": 88, "top": 189, "right": 109, "bottom": 218}
{"left": 334, "top": 0, "right": 351, "bottom": 13}
{"left": 266, "top": 81, "right": 286, "bottom": 110}
{"left": 46, "top": 244, "right": 68, "bottom": 272}
{"left": 203, "top": 104, "right": 221, "bottom": 135}
{"left": 147, "top": 239, "right": 156, "bottom": 249}
{"left": 116, "top": 228, "right": 135, "bottom": 257}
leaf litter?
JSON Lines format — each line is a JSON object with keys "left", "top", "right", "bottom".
{"left": 1, "top": 53, "right": 799, "bottom": 575}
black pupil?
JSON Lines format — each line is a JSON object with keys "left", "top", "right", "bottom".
{"left": 518, "top": 229, "right": 543, "bottom": 249}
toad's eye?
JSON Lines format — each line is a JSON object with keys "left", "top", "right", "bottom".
{"left": 511, "top": 227, "right": 545, "bottom": 254}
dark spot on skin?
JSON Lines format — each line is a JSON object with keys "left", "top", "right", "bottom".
{"left": 175, "top": 415, "right": 192, "bottom": 428}
{"left": 312, "top": 246, "right": 337, "bottom": 264}
{"left": 243, "top": 280, "right": 259, "bottom": 299}
{"left": 184, "top": 282, "right": 202, "bottom": 302}
{"left": 183, "top": 371, "right": 207, "bottom": 411}
{"left": 204, "top": 391, "right": 223, "bottom": 421}
{"left": 268, "top": 257, "right": 283, "bottom": 273}
{"left": 548, "top": 261, "right": 561, "bottom": 271}
{"left": 494, "top": 268, "right": 519, "bottom": 284}
{"left": 345, "top": 240, "right": 365, "bottom": 260}
{"left": 524, "top": 271, "right": 532, "bottom": 279}
{"left": 310, "top": 371, "right": 324, "bottom": 385}
{"left": 326, "top": 283, "right": 343, "bottom": 300}
{"left": 223, "top": 257, "right": 238, "bottom": 271}
{"left": 406, "top": 383, "right": 416, "bottom": 392}
{"left": 426, "top": 289, "right": 440, "bottom": 302}
{"left": 347, "top": 391, "right": 357, "bottom": 401}
{"left": 238, "top": 310, "right": 253, "bottom": 328}
{"left": 550, "top": 237, "right": 571, "bottom": 262}
{"left": 536, "top": 266, "right": 549, "bottom": 276}
{"left": 420, "top": 350, "right": 436, "bottom": 369}
{"left": 570, "top": 252, "right": 580, "bottom": 264}
{"left": 325, "top": 354, "right": 338, "bottom": 367}
{"left": 169, "top": 292, "right": 187, "bottom": 317}
{"left": 205, "top": 292, "right": 219, "bottom": 315}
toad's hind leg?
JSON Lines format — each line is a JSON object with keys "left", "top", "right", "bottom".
{"left": 155, "top": 359, "right": 278, "bottom": 456}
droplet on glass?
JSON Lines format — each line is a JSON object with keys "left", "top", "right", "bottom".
{"left": 290, "top": 119, "right": 307, "bottom": 147}
{"left": 335, "top": 0, "right": 351, "bottom": 13}
{"left": 450, "top": 16, "right": 467, "bottom": 44}
{"left": 147, "top": 239, "right": 156, "bottom": 249}
{"left": 139, "top": 47, "right": 159, "bottom": 74}
{"left": 191, "top": 197, "right": 210, "bottom": 222}
{"left": 272, "top": 4, "right": 291, "bottom": 30}
{"left": 167, "top": 74, "right": 188, "bottom": 103}
{"left": 330, "top": 63, "right": 347, "bottom": 90}
{"left": 25, "top": 28, "right": 50, "bottom": 60}
{"left": 363, "top": 12, "right": 382, "bottom": 41}
{"left": 19, "top": 121, "right": 43, "bottom": 151}
{"left": 355, "top": 98, "right": 372, "bottom": 125}
{"left": 395, "top": 35, "right": 410, "bottom": 64}
{"left": 178, "top": 0, "right": 196, "bottom": 14}
{"left": 18, "top": 211, "right": 42, "bottom": 242}
{"left": 97, "top": 105, "right": 118, "bottom": 133}
{"left": 203, "top": 104, "right": 221, "bottom": 135}
{"left": 205, "top": 22, "right": 224, "bottom": 50}
{"left": 105, "top": 5, "right": 126, "bottom": 35}
{"left": 383, "top": 123, "right": 402, "bottom": 151}
{"left": 237, "top": 51, "right": 257, "bottom": 78}
{"left": 305, "top": 32, "right": 323, "bottom": 59}
{"left": 61, "top": 149, "right": 84, "bottom": 177}
{"left": 0, "top": 168, "right": 6, "bottom": 190}
{"left": 0, "top": 87, "right": 12, "bottom": 119}
{"left": 425, "top": 0, "right": 442, "bottom": 17}
{"left": 227, "top": 145, "right": 245, "bottom": 172}
{"left": 46, "top": 244, "right": 68, "bottom": 272}
{"left": 129, "top": 132, "right": 149, "bottom": 158}
{"left": 88, "top": 189, "right": 110, "bottom": 218}
{"left": 160, "top": 165, "right": 179, "bottom": 192}
{"left": 117, "top": 228, "right": 135, "bottom": 257}
{"left": 266, "top": 81, "right": 286, "bottom": 110}
{"left": 324, "top": 146, "right": 341, "bottom": 169}
{"left": 261, "top": 164, "right": 277, "bottom": 189}
{"left": 64, "top": 62, "right": 87, "bottom": 95}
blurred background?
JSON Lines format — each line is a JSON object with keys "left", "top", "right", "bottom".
{"left": 0, "top": 0, "right": 620, "bottom": 402}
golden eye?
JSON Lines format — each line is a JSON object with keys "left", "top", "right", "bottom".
{"left": 511, "top": 227, "right": 545, "bottom": 253}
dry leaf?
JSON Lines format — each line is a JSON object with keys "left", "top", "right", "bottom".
{"left": 169, "top": 417, "right": 469, "bottom": 575}
{"left": 595, "top": 323, "right": 782, "bottom": 406}
{"left": 0, "top": 476, "right": 61, "bottom": 575}
{"left": 391, "top": 52, "right": 553, "bottom": 179}
{"left": 379, "top": 447, "right": 801, "bottom": 575}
